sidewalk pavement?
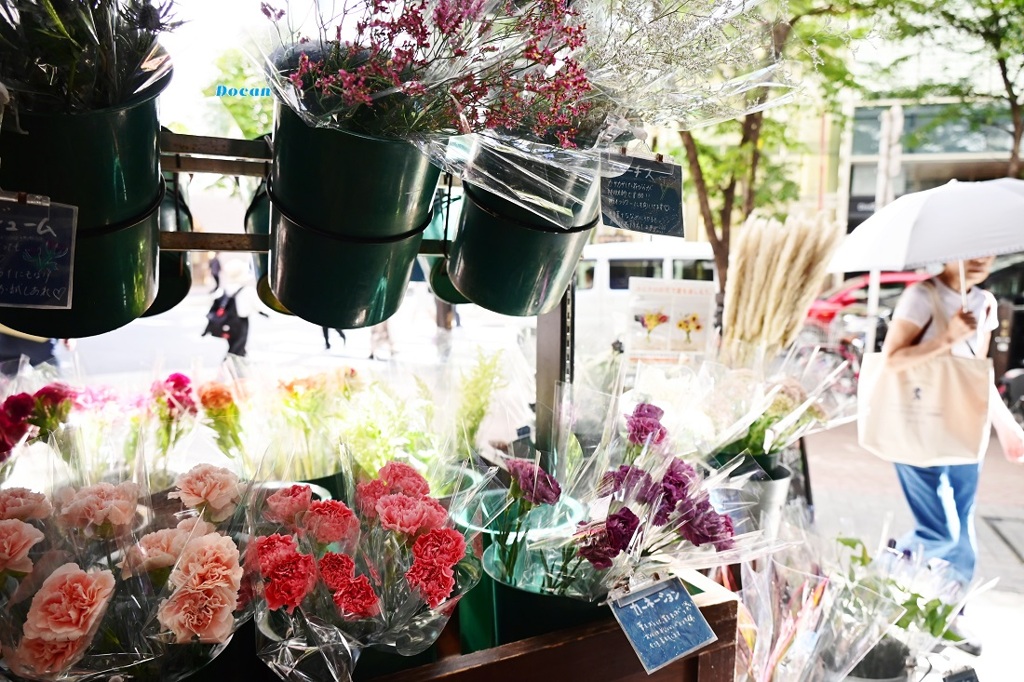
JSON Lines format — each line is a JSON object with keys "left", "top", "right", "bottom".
{"left": 804, "top": 423, "right": 1024, "bottom": 680}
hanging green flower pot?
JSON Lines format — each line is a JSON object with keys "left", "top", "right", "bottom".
{"left": 143, "top": 174, "right": 192, "bottom": 318}
{"left": 267, "top": 105, "right": 440, "bottom": 325}
{"left": 270, "top": 204, "right": 426, "bottom": 328}
{"left": 270, "top": 105, "right": 439, "bottom": 237}
{"left": 244, "top": 181, "right": 291, "bottom": 315}
{"left": 447, "top": 183, "right": 597, "bottom": 316}
{"left": 0, "top": 76, "right": 169, "bottom": 337}
{"left": 0, "top": 196, "right": 161, "bottom": 338}
{"left": 0, "top": 75, "right": 169, "bottom": 229}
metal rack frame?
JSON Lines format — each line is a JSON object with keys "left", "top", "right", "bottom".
{"left": 157, "top": 131, "right": 573, "bottom": 444}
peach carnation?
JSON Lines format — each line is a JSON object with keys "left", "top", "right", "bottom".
{"left": 23, "top": 563, "right": 115, "bottom": 642}
{"left": 157, "top": 585, "right": 236, "bottom": 644}
{"left": 169, "top": 533, "right": 243, "bottom": 594}
{"left": 56, "top": 482, "right": 139, "bottom": 534}
{"left": 120, "top": 527, "right": 189, "bottom": 578}
{"left": 0, "top": 519, "right": 44, "bottom": 575}
{"left": 7, "top": 636, "right": 87, "bottom": 676}
{"left": 168, "top": 464, "right": 241, "bottom": 522}
{"left": 0, "top": 488, "right": 52, "bottom": 521}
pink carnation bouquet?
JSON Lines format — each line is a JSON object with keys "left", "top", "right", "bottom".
{"left": 123, "top": 462, "right": 259, "bottom": 680}
{"left": 251, "top": 461, "right": 490, "bottom": 681}
{"left": 0, "top": 472, "right": 161, "bottom": 681}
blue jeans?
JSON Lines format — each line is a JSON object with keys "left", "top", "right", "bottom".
{"left": 894, "top": 462, "right": 982, "bottom": 585}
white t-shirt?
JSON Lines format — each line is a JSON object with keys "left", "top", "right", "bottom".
{"left": 892, "top": 278, "right": 998, "bottom": 358}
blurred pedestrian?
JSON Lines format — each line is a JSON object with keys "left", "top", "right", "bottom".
{"left": 204, "top": 259, "right": 263, "bottom": 358}
{"left": 209, "top": 252, "right": 222, "bottom": 292}
{"left": 369, "top": 321, "right": 394, "bottom": 360}
{"left": 322, "top": 326, "right": 346, "bottom": 349}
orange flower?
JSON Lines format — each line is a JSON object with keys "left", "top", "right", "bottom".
{"left": 198, "top": 382, "right": 235, "bottom": 411}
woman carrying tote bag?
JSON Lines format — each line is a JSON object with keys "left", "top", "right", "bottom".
{"left": 868, "top": 256, "right": 1024, "bottom": 649}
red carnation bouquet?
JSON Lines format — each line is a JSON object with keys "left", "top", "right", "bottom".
{"left": 251, "top": 461, "right": 490, "bottom": 681}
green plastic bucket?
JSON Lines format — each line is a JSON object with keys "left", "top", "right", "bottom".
{"left": 447, "top": 183, "right": 596, "bottom": 316}
{"left": 143, "top": 175, "right": 192, "bottom": 318}
{"left": 0, "top": 193, "right": 161, "bottom": 338}
{"left": 270, "top": 104, "right": 440, "bottom": 238}
{"left": 244, "top": 182, "right": 291, "bottom": 315}
{"left": 0, "top": 75, "right": 170, "bottom": 230}
{"left": 268, "top": 199, "right": 427, "bottom": 329}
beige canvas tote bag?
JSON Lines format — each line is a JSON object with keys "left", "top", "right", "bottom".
{"left": 857, "top": 283, "right": 992, "bottom": 466}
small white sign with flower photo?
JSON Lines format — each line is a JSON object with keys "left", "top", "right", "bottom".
{"left": 625, "top": 277, "right": 716, "bottom": 355}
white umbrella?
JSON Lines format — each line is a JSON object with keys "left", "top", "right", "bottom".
{"left": 829, "top": 178, "right": 1024, "bottom": 273}
{"left": 829, "top": 178, "right": 1024, "bottom": 349}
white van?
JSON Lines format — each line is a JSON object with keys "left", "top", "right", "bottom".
{"left": 573, "top": 240, "right": 717, "bottom": 353}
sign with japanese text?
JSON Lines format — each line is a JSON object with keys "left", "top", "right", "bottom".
{"left": 610, "top": 578, "right": 717, "bottom": 673}
{"left": 600, "top": 154, "right": 685, "bottom": 237}
{"left": 0, "top": 198, "right": 77, "bottom": 309}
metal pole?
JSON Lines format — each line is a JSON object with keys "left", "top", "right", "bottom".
{"left": 535, "top": 285, "right": 574, "bottom": 471}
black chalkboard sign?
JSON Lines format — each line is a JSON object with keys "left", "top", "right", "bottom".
{"left": 609, "top": 578, "right": 716, "bottom": 673}
{"left": 601, "top": 154, "right": 685, "bottom": 238}
{"left": 0, "top": 198, "right": 77, "bottom": 309}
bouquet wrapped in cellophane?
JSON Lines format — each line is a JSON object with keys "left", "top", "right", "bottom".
{"left": 250, "top": 460, "right": 494, "bottom": 682}
{"left": 0, "top": 445, "right": 157, "bottom": 680}
{"left": 473, "top": 381, "right": 777, "bottom": 604}
{"left": 119, "top": 461, "right": 261, "bottom": 681}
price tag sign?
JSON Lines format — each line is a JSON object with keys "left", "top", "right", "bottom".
{"left": 610, "top": 578, "right": 717, "bottom": 674}
{"left": 600, "top": 154, "right": 685, "bottom": 238}
{"left": 0, "top": 197, "right": 77, "bottom": 309}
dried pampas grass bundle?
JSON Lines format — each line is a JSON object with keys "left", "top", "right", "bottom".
{"left": 722, "top": 212, "right": 844, "bottom": 365}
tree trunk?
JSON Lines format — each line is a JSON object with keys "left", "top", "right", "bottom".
{"left": 679, "top": 130, "right": 729, "bottom": 296}
{"left": 1009, "top": 104, "right": 1023, "bottom": 178}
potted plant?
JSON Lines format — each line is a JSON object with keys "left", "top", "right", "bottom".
{"left": 0, "top": 0, "right": 178, "bottom": 337}
{"left": 255, "top": 0, "right": 594, "bottom": 327}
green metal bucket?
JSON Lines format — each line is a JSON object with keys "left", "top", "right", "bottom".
{"left": 0, "top": 194, "right": 161, "bottom": 338}
{"left": 420, "top": 194, "right": 469, "bottom": 304}
{"left": 447, "top": 183, "right": 596, "bottom": 316}
{"left": 0, "top": 75, "right": 170, "bottom": 230}
{"left": 270, "top": 104, "right": 440, "bottom": 238}
{"left": 244, "top": 182, "right": 291, "bottom": 315}
{"left": 268, "top": 197, "right": 427, "bottom": 329}
{"left": 143, "top": 175, "right": 193, "bottom": 318}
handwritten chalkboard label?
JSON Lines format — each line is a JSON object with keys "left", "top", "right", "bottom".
{"left": 610, "top": 578, "right": 717, "bottom": 673}
{"left": 0, "top": 198, "right": 77, "bottom": 309}
{"left": 601, "top": 154, "right": 685, "bottom": 238}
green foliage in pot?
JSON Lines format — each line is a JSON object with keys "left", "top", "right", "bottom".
{"left": 0, "top": 0, "right": 179, "bottom": 113}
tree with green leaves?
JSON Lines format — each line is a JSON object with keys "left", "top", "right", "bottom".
{"left": 670, "top": 1, "right": 871, "bottom": 295}
{"left": 870, "top": 0, "right": 1024, "bottom": 178}
{"left": 202, "top": 48, "right": 274, "bottom": 140}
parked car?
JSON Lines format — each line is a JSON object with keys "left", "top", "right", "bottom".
{"left": 804, "top": 271, "right": 929, "bottom": 333}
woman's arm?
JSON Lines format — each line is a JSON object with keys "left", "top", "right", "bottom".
{"left": 881, "top": 312, "right": 976, "bottom": 372}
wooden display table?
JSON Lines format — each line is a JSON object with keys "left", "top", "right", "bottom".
{"left": 372, "top": 582, "right": 738, "bottom": 682}
{"left": 185, "top": 580, "right": 738, "bottom": 682}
